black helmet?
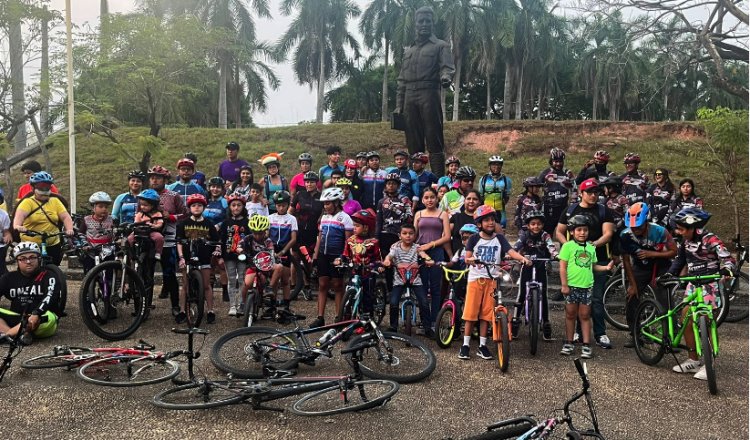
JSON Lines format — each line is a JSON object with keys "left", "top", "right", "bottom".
{"left": 303, "top": 171, "right": 319, "bottom": 182}
{"left": 567, "top": 214, "right": 591, "bottom": 231}
{"left": 455, "top": 166, "right": 476, "bottom": 180}
{"left": 524, "top": 210, "right": 545, "bottom": 224}
{"left": 184, "top": 152, "right": 198, "bottom": 163}
{"left": 127, "top": 170, "right": 147, "bottom": 181}
{"left": 549, "top": 148, "right": 566, "bottom": 164}
{"left": 522, "top": 176, "right": 543, "bottom": 187}
{"left": 602, "top": 176, "right": 622, "bottom": 192}
{"left": 207, "top": 176, "right": 225, "bottom": 187}
{"left": 272, "top": 190, "right": 291, "bottom": 204}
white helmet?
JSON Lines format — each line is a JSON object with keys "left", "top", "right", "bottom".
{"left": 89, "top": 191, "right": 113, "bottom": 205}
{"left": 320, "top": 187, "right": 344, "bottom": 202}
{"left": 13, "top": 242, "right": 41, "bottom": 258}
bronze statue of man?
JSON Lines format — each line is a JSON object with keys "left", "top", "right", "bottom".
{"left": 394, "top": 6, "right": 455, "bottom": 177}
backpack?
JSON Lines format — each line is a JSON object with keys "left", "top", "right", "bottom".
{"left": 264, "top": 175, "right": 289, "bottom": 199}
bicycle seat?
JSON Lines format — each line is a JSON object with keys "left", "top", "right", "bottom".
{"left": 171, "top": 327, "right": 209, "bottom": 335}
{"left": 275, "top": 309, "right": 306, "bottom": 321}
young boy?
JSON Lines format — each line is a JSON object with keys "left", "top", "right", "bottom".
{"left": 246, "top": 183, "right": 269, "bottom": 217}
{"left": 512, "top": 210, "right": 558, "bottom": 340}
{"left": 382, "top": 224, "right": 434, "bottom": 337}
{"left": 319, "top": 145, "right": 344, "bottom": 183}
{"left": 514, "top": 177, "right": 543, "bottom": 231}
{"left": 335, "top": 209, "right": 381, "bottom": 315}
{"left": 376, "top": 173, "right": 414, "bottom": 291}
{"left": 267, "top": 191, "right": 298, "bottom": 316}
{"left": 360, "top": 151, "right": 387, "bottom": 210}
{"left": 238, "top": 214, "right": 278, "bottom": 314}
{"left": 79, "top": 192, "right": 116, "bottom": 274}
{"left": 559, "top": 215, "right": 614, "bottom": 359}
{"left": 461, "top": 205, "right": 530, "bottom": 360}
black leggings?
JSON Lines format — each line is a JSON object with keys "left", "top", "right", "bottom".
{"left": 515, "top": 262, "right": 550, "bottom": 323}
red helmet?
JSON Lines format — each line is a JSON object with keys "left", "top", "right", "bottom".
{"left": 176, "top": 158, "right": 195, "bottom": 170}
{"left": 344, "top": 159, "right": 358, "bottom": 169}
{"left": 351, "top": 208, "right": 377, "bottom": 230}
{"left": 186, "top": 193, "right": 207, "bottom": 207}
{"left": 410, "top": 152, "right": 429, "bottom": 164}
{"left": 594, "top": 150, "right": 610, "bottom": 162}
{"left": 226, "top": 193, "right": 246, "bottom": 204}
{"left": 623, "top": 152, "right": 641, "bottom": 164}
{"left": 147, "top": 165, "right": 170, "bottom": 178}
{"left": 473, "top": 205, "right": 497, "bottom": 223}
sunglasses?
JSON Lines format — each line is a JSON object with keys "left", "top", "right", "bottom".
{"left": 17, "top": 255, "right": 39, "bottom": 263}
{"left": 461, "top": 178, "right": 475, "bottom": 183}
{"left": 654, "top": 172, "right": 664, "bottom": 176}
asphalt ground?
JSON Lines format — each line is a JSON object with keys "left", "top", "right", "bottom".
{"left": 0, "top": 279, "right": 747, "bottom": 440}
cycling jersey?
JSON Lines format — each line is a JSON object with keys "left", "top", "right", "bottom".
{"left": 646, "top": 182, "right": 674, "bottom": 224}
{"left": 192, "top": 171, "right": 206, "bottom": 189}
{"left": 514, "top": 194, "right": 542, "bottom": 231}
{"left": 385, "top": 166, "right": 420, "bottom": 202}
{"left": 290, "top": 172, "right": 322, "bottom": 193}
{"left": 620, "top": 223, "right": 672, "bottom": 271}
{"left": 292, "top": 190, "right": 323, "bottom": 234}
{"left": 439, "top": 189, "right": 464, "bottom": 216}
{"left": 268, "top": 212, "right": 298, "bottom": 249}
{"left": 667, "top": 195, "right": 703, "bottom": 223}
{"left": 437, "top": 175, "right": 457, "bottom": 188}
{"left": 318, "top": 164, "right": 344, "bottom": 183}
{"left": 319, "top": 211, "right": 353, "bottom": 256}
{"left": 479, "top": 173, "right": 511, "bottom": 212}
{"left": 538, "top": 167, "right": 575, "bottom": 207}
{"left": 112, "top": 192, "right": 139, "bottom": 224}
{"left": 80, "top": 215, "right": 115, "bottom": 245}
{"left": 167, "top": 180, "right": 206, "bottom": 203}
{"left": 360, "top": 168, "right": 387, "bottom": 209}
{"left": 204, "top": 197, "right": 228, "bottom": 226}
{"left": 604, "top": 194, "right": 629, "bottom": 230}
{"left": 576, "top": 164, "right": 614, "bottom": 185}
{"left": 415, "top": 170, "right": 438, "bottom": 195}
{"left": 620, "top": 170, "right": 649, "bottom": 204}
{"left": 0, "top": 268, "right": 61, "bottom": 316}
{"left": 219, "top": 216, "right": 249, "bottom": 261}
{"left": 513, "top": 229, "right": 558, "bottom": 259}
{"left": 668, "top": 231, "right": 736, "bottom": 276}
{"left": 375, "top": 194, "right": 413, "bottom": 236}
{"left": 156, "top": 188, "right": 188, "bottom": 248}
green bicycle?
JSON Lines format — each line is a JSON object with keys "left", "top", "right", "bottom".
{"left": 632, "top": 273, "right": 723, "bottom": 395}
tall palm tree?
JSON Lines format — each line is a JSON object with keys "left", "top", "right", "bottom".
{"left": 360, "top": 0, "right": 400, "bottom": 122}
{"left": 276, "top": 0, "right": 361, "bottom": 123}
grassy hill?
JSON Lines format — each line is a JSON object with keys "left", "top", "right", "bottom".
{"left": 6, "top": 120, "right": 748, "bottom": 241}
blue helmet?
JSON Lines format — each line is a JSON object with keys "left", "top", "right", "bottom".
{"left": 136, "top": 189, "right": 161, "bottom": 204}
{"left": 29, "top": 171, "right": 54, "bottom": 185}
{"left": 673, "top": 207, "right": 711, "bottom": 229}
{"left": 459, "top": 223, "right": 479, "bottom": 235}
{"left": 625, "top": 202, "right": 650, "bottom": 228}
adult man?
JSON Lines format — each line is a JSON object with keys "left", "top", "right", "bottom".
{"left": 168, "top": 158, "right": 206, "bottom": 202}
{"left": 385, "top": 150, "right": 420, "bottom": 211}
{"left": 319, "top": 146, "right": 344, "bottom": 184}
{"left": 218, "top": 141, "right": 250, "bottom": 186}
{"left": 478, "top": 156, "right": 512, "bottom": 228}
{"left": 183, "top": 152, "right": 206, "bottom": 189}
{"left": 0, "top": 242, "right": 60, "bottom": 341}
{"left": 394, "top": 6, "right": 455, "bottom": 177}
{"left": 148, "top": 165, "right": 188, "bottom": 314}
{"left": 556, "top": 178, "right": 615, "bottom": 349}
{"left": 576, "top": 150, "right": 615, "bottom": 185}
{"left": 620, "top": 152, "right": 649, "bottom": 205}
{"left": 411, "top": 152, "right": 437, "bottom": 211}
{"left": 538, "top": 148, "right": 575, "bottom": 235}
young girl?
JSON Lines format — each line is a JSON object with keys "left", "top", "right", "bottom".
{"left": 80, "top": 192, "right": 116, "bottom": 274}
{"left": 437, "top": 184, "right": 449, "bottom": 204}
{"left": 335, "top": 209, "right": 381, "bottom": 315}
{"left": 176, "top": 194, "right": 222, "bottom": 324}
{"left": 514, "top": 177, "right": 543, "bottom": 231}
{"left": 238, "top": 214, "right": 278, "bottom": 313}
{"left": 343, "top": 159, "right": 363, "bottom": 201}
{"left": 337, "top": 178, "right": 362, "bottom": 216}
{"left": 230, "top": 165, "right": 254, "bottom": 198}
{"left": 414, "top": 187, "right": 451, "bottom": 332}
{"left": 128, "top": 189, "right": 164, "bottom": 260}
{"left": 437, "top": 156, "right": 460, "bottom": 188}
{"left": 259, "top": 153, "right": 288, "bottom": 214}
{"left": 220, "top": 194, "right": 249, "bottom": 316}
{"left": 667, "top": 178, "right": 703, "bottom": 231}
{"left": 268, "top": 191, "right": 298, "bottom": 314}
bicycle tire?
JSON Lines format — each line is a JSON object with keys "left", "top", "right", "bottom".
{"left": 344, "top": 331, "right": 436, "bottom": 384}
{"left": 243, "top": 288, "right": 258, "bottom": 327}
{"left": 210, "top": 326, "right": 300, "bottom": 379}
{"left": 186, "top": 269, "right": 205, "bottom": 327}
{"left": 21, "top": 348, "right": 96, "bottom": 369}
{"left": 529, "top": 289, "right": 540, "bottom": 356}
{"left": 496, "top": 313, "right": 510, "bottom": 372}
{"left": 463, "top": 420, "right": 536, "bottom": 440}
{"left": 403, "top": 302, "right": 413, "bottom": 336}
{"left": 602, "top": 277, "right": 628, "bottom": 331}
{"left": 152, "top": 380, "right": 244, "bottom": 409}
{"left": 79, "top": 261, "right": 147, "bottom": 341}
{"left": 633, "top": 298, "right": 666, "bottom": 366}
{"left": 290, "top": 254, "right": 305, "bottom": 301}
{"left": 724, "top": 272, "right": 748, "bottom": 323}
{"left": 45, "top": 264, "right": 68, "bottom": 316}
{"left": 77, "top": 355, "right": 179, "bottom": 387}
{"left": 435, "top": 304, "right": 456, "bottom": 349}
{"left": 372, "top": 280, "right": 387, "bottom": 326}
{"left": 338, "top": 287, "right": 357, "bottom": 322}
{"left": 713, "top": 284, "right": 729, "bottom": 328}
{"left": 290, "top": 379, "right": 399, "bottom": 416}
{"left": 698, "top": 315, "right": 718, "bottom": 395}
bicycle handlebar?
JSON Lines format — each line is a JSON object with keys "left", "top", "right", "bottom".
{"left": 657, "top": 273, "right": 722, "bottom": 286}
{"left": 438, "top": 263, "right": 469, "bottom": 282}
{"left": 23, "top": 230, "right": 66, "bottom": 240}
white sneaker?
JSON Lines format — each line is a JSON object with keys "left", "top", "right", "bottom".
{"left": 228, "top": 306, "right": 237, "bottom": 316}
{"left": 672, "top": 359, "right": 702, "bottom": 374}
{"left": 693, "top": 366, "right": 708, "bottom": 381}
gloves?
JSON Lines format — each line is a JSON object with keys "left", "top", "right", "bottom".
{"left": 719, "top": 268, "right": 734, "bottom": 277}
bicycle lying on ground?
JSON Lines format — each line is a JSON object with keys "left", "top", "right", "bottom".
{"left": 0, "top": 308, "right": 34, "bottom": 383}
{"left": 463, "top": 359, "right": 603, "bottom": 440}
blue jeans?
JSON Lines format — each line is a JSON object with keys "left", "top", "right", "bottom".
{"left": 389, "top": 284, "right": 430, "bottom": 330}
{"left": 420, "top": 247, "right": 445, "bottom": 326}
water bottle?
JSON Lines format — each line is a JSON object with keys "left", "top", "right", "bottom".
{"left": 316, "top": 329, "right": 336, "bottom": 347}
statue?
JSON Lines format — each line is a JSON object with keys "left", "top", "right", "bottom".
{"left": 393, "top": 6, "right": 455, "bottom": 177}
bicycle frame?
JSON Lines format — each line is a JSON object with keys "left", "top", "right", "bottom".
{"left": 523, "top": 258, "right": 551, "bottom": 326}
{"left": 397, "top": 264, "right": 421, "bottom": 328}
{"left": 440, "top": 266, "right": 468, "bottom": 327}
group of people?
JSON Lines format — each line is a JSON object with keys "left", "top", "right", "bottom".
{"left": 0, "top": 144, "right": 738, "bottom": 382}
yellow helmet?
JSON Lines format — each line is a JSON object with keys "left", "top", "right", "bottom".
{"left": 336, "top": 177, "right": 352, "bottom": 187}
{"left": 248, "top": 214, "right": 270, "bottom": 232}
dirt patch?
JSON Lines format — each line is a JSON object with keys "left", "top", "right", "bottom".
{"left": 457, "top": 130, "right": 525, "bottom": 153}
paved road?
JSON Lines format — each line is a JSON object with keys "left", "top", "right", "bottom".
{"left": 0, "top": 280, "right": 746, "bottom": 440}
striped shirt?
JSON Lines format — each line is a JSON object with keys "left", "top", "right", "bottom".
{"left": 319, "top": 211, "right": 353, "bottom": 255}
{"left": 269, "top": 213, "right": 298, "bottom": 248}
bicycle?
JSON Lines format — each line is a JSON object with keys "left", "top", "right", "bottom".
{"left": 239, "top": 250, "right": 277, "bottom": 327}
{"left": 434, "top": 263, "right": 469, "bottom": 349}
{"left": 22, "top": 230, "right": 68, "bottom": 317}
{"left": 210, "top": 309, "right": 436, "bottom": 384}
{"left": 179, "top": 238, "right": 221, "bottom": 327}
{"left": 153, "top": 341, "right": 399, "bottom": 416}
{"left": 519, "top": 256, "right": 553, "bottom": 356}
{"left": 337, "top": 260, "right": 386, "bottom": 326}
{"left": 290, "top": 246, "right": 317, "bottom": 301}
{"left": 633, "top": 273, "right": 724, "bottom": 395}
{"left": 464, "top": 359, "right": 603, "bottom": 440}
{"left": 393, "top": 262, "right": 424, "bottom": 336}
{"left": 723, "top": 235, "right": 748, "bottom": 323}
{"left": 0, "top": 307, "right": 34, "bottom": 383}
{"left": 474, "top": 260, "right": 516, "bottom": 372}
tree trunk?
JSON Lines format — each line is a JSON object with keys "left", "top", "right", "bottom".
{"left": 218, "top": 58, "right": 228, "bottom": 129}
{"left": 316, "top": 39, "right": 326, "bottom": 123}
{"left": 40, "top": 6, "right": 50, "bottom": 137}
{"left": 514, "top": 63, "right": 524, "bottom": 120}
{"left": 592, "top": 76, "right": 598, "bottom": 120}
{"left": 234, "top": 62, "right": 242, "bottom": 128}
{"left": 100, "top": 0, "right": 109, "bottom": 53}
{"left": 485, "top": 72, "right": 492, "bottom": 120}
{"left": 502, "top": 61, "right": 513, "bottom": 120}
{"left": 9, "top": 4, "right": 27, "bottom": 152}
{"left": 452, "top": 48, "right": 462, "bottom": 121}
{"left": 536, "top": 88, "right": 542, "bottom": 119}
{"left": 381, "top": 39, "right": 390, "bottom": 122}
{"left": 146, "top": 86, "right": 160, "bottom": 137}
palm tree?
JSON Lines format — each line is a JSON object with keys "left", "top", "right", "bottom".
{"left": 360, "top": 0, "right": 400, "bottom": 122}
{"left": 276, "top": 0, "right": 361, "bottom": 123}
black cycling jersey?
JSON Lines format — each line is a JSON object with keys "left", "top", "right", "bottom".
{"left": 0, "top": 268, "right": 61, "bottom": 316}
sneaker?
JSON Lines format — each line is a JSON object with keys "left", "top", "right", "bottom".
{"left": 560, "top": 342, "right": 574, "bottom": 356}
{"left": 236, "top": 304, "right": 244, "bottom": 316}
{"left": 511, "top": 318, "right": 521, "bottom": 338}
{"left": 458, "top": 345, "right": 470, "bottom": 360}
{"left": 672, "top": 359, "right": 702, "bottom": 374}
{"left": 154, "top": 253, "right": 161, "bottom": 261}
{"left": 228, "top": 306, "right": 237, "bottom": 316}
{"left": 477, "top": 345, "right": 493, "bottom": 360}
{"left": 416, "top": 325, "right": 426, "bottom": 336}
{"left": 595, "top": 334, "right": 613, "bottom": 349}
{"left": 693, "top": 365, "right": 708, "bottom": 381}
{"left": 573, "top": 332, "right": 581, "bottom": 345}
{"left": 581, "top": 344, "right": 593, "bottom": 359}
{"left": 206, "top": 311, "right": 216, "bottom": 324}
{"left": 175, "top": 311, "right": 186, "bottom": 324}
{"left": 309, "top": 316, "right": 325, "bottom": 329}
{"left": 542, "top": 322, "right": 553, "bottom": 341}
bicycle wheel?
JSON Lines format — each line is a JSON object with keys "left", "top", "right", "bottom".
{"left": 529, "top": 290, "right": 540, "bottom": 356}
{"left": 290, "top": 255, "right": 305, "bottom": 301}
{"left": 210, "top": 326, "right": 300, "bottom": 379}
{"left": 463, "top": 420, "right": 536, "bottom": 440}
{"left": 45, "top": 264, "right": 68, "bottom": 316}
{"left": 403, "top": 302, "right": 413, "bottom": 336}
{"left": 495, "top": 313, "right": 510, "bottom": 372}
{"left": 713, "top": 285, "right": 729, "bottom": 328}
{"left": 80, "top": 261, "right": 147, "bottom": 341}
{"left": 290, "top": 379, "right": 399, "bottom": 416}
{"left": 602, "top": 277, "right": 629, "bottom": 331}
{"left": 344, "top": 331, "right": 436, "bottom": 384}
{"left": 153, "top": 380, "right": 244, "bottom": 410}
{"left": 724, "top": 273, "right": 748, "bottom": 323}
{"left": 77, "top": 355, "right": 179, "bottom": 387}
{"left": 338, "top": 287, "right": 357, "bottom": 321}
{"left": 21, "top": 348, "right": 96, "bottom": 369}
{"left": 186, "top": 269, "right": 205, "bottom": 327}
{"left": 632, "top": 298, "right": 667, "bottom": 365}
{"left": 698, "top": 315, "right": 718, "bottom": 395}
{"left": 372, "top": 280, "right": 387, "bottom": 326}
{"left": 435, "top": 304, "right": 456, "bottom": 349}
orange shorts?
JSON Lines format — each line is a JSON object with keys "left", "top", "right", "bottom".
{"left": 462, "top": 278, "right": 495, "bottom": 322}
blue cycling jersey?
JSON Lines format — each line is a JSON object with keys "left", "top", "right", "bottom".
{"left": 167, "top": 180, "right": 206, "bottom": 203}
{"left": 112, "top": 193, "right": 138, "bottom": 224}
{"left": 204, "top": 198, "right": 228, "bottom": 226}
{"left": 385, "top": 166, "right": 420, "bottom": 201}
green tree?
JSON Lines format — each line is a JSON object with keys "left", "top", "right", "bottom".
{"left": 325, "top": 61, "right": 396, "bottom": 122}
{"left": 360, "top": 0, "right": 401, "bottom": 122}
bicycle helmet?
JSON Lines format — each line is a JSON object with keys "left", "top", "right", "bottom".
{"left": 351, "top": 208, "right": 377, "bottom": 229}
{"left": 673, "top": 207, "right": 711, "bottom": 229}
{"left": 136, "top": 189, "right": 161, "bottom": 204}
{"left": 184, "top": 152, "right": 198, "bottom": 163}
{"left": 393, "top": 149, "right": 409, "bottom": 158}
{"left": 207, "top": 176, "right": 225, "bottom": 188}
{"left": 303, "top": 171, "right": 319, "bottom": 182}
{"left": 13, "top": 241, "right": 41, "bottom": 258}
{"left": 344, "top": 159, "right": 358, "bottom": 170}
{"left": 488, "top": 155, "right": 504, "bottom": 164}
{"left": 186, "top": 194, "right": 207, "bottom": 207}
{"left": 524, "top": 210, "right": 546, "bottom": 224}
{"left": 239, "top": 164, "right": 253, "bottom": 174}
{"left": 127, "top": 170, "right": 147, "bottom": 181}
{"left": 320, "top": 187, "right": 345, "bottom": 202}
{"left": 522, "top": 176, "right": 543, "bottom": 187}
{"left": 410, "top": 152, "right": 429, "bottom": 164}
{"left": 455, "top": 166, "right": 476, "bottom": 180}
{"left": 176, "top": 158, "right": 195, "bottom": 170}
{"left": 226, "top": 193, "right": 246, "bottom": 204}
{"left": 445, "top": 155, "right": 460, "bottom": 166}
{"left": 625, "top": 202, "right": 650, "bottom": 228}
{"left": 336, "top": 177, "right": 352, "bottom": 187}
{"left": 601, "top": 176, "right": 622, "bottom": 192}
{"left": 474, "top": 205, "right": 497, "bottom": 223}
{"left": 356, "top": 151, "right": 367, "bottom": 159}
{"left": 623, "top": 152, "right": 641, "bottom": 164}
{"left": 147, "top": 165, "right": 170, "bottom": 178}
{"left": 29, "top": 171, "right": 54, "bottom": 185}
{"left": 384, "top": 173, "right": 401, "bottom": 184}
{"left": 567, "top": 214, "right": 591, "bottom": 231}
{"left": 226, "top": 141, "right": 240, "bottom": 150}
{"left": 248, "top": 214, "right": 270, "bottom": 232}
{"left": 366, "top": 151, "right": 380, "bottom": 159}
{"left": 271, "top": 190, "right": 291, "bottom": 204}
{"left": 549, "top": 148, "right": 566, "bottom": 163}
{"left": 459, "top": 223, "right": 479, "bottom": 235}
{"left": 89, "top": 191, "right": 112, "bottom": 205}
{"left": 260, "top": 153, "right": 282, "bottom": 168}
{"left": 593, "top": 150, "right": 610, "bottom": 162}
{"left": 298, "top": 152, "right": 313, "bottom": 163}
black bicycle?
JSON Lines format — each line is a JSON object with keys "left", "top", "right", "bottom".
{"left": 179, "top": 238, "right": 221, "bottom": 327}
{"left": 0, "top": 307, "right": 40, "bottom": 383}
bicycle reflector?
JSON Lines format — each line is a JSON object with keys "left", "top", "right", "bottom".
{"left": 253, "top": 251, "right": 275, "bottom": 272}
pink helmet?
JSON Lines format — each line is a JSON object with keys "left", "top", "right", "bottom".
{"left": 473, "top": 205, "right": 497, "bottom": 223}
{"left": 343, "top": 199, "right": 362, "bottom": 216}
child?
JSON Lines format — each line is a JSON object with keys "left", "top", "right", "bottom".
{"left": 80, "top": 192, "right": 116, "bottom": 274}
{"left": 176, "top": 194, "right": 222, "bottom": 324}
{"left": 514, "top": 177, "right": 543, "bottom": 231}
{"left": 267, "top": 191, "right": 298, "bottom": 315}
{"left": 437, "top": 156, "right": 460, "bottom": 188}
{"left": 355, "top": 151, "right": 368, "bottom": 170}
{"left": 360, "top": 151, "right": 387, "bottom": 210}
{"left": 445, "top": 223, "right": 478, "bottom": 301}
{"left": 220, "top": 194, "right": 249, "bottom": 316}
{"left": 258, "top": 153, "right": 288, "bottom": 214}
{"left": 376, "top": 173, "right": 414, "bottom": 292}
{"left": 512, "top": 210, "right": 558, "bottom": 341}
{"left": 204, "top": 177, "right": 228, "bottom": 226}
{"left": 0, "top": 189, "right": 10, "bottom": 276}
{"left": 246, "top": 183, "right": 269, "bottom": 218}
{"left": 128, "top": 189, "right": 165, "bottom": 260}
{"left": 382, "top": 224, "right": 434, "bottom": 337}
{"left": 343, "top": 159, "right": 363, "bottom": 201}
{"left": 460, "top": 205, "right": 530, "bottom": 360}
{"left": 238, "top": 214, "right": 278, "bottom": 313}
{"left": 337, "top": 178, "right": 362, "bottom": 216}
{"left": 559, "top": 215, "right": 614, "bottom": 359}
{"left": 335, "top": 209, "right": 381, "bottom": 315}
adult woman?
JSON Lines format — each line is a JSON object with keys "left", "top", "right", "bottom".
{"left": 343, "top": 159, "right": 363, "bottom": 201}
{"left": 449, "top": 189, "right": 481, "bottom": 253}
{"left": 646, "top": 168, "right": 675, "bottom": 226}
{"left": 290, "top": 153, "right": 318, "bottom": 196}
{"left": 667, "top": 178, "right": 703, "bottom": 230}
{"left": 13, "top": 172, "right": 74, "bottom": 265}
{"left": 112, "top": 170, "right": 146, "bottom": 225}
{"left": 229, "top": 165, "right": 254, "bottom": 198}
{"left": 413, "top": 187, "right": 451, "bottom": 331}
{"left": 290, "top": 171, "right": 323, "bottom": 260}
